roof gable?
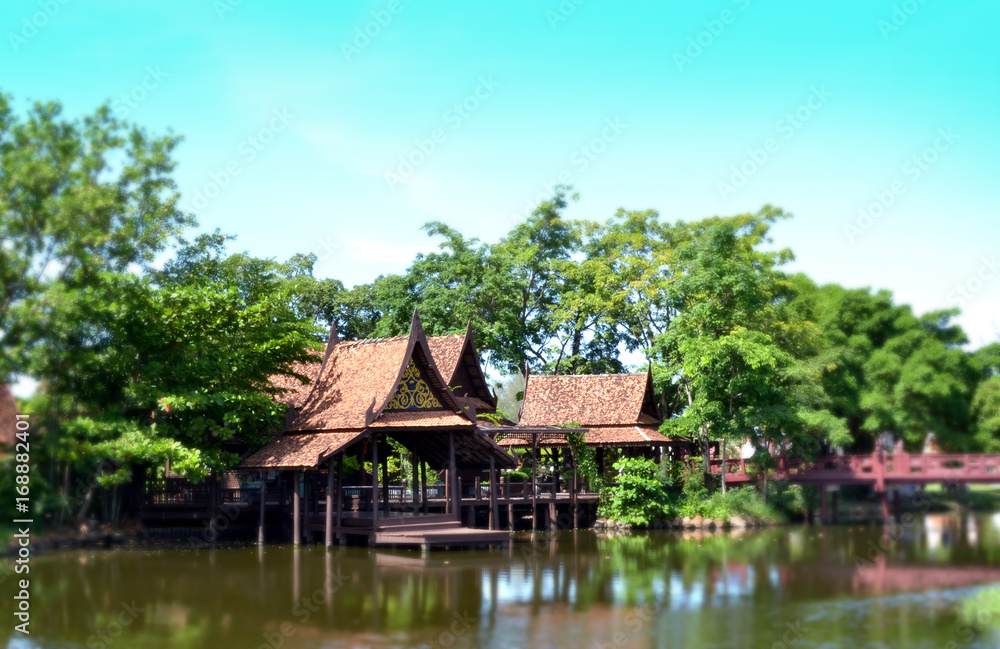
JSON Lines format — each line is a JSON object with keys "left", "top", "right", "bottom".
{"left": 427, "top": 324, "right": 496, "bottom": 409}
{"left": 289, "top": 312, "right": 475, "bottom": 432}
{"left": 518, "top": 373, "right": 662, "bottom": 427}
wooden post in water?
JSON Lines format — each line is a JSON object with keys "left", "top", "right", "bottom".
{"left": 258, "top": 471, "right": 266, "bottom": 544}
{"left": 325, "top": 459, "right": 334, "bottom": 548}
{"left": 531, "top": 437, "right": 538, "bottom": 532}
{"left": 381, "top": 436, "right": 389, "bottom": 516}
{"left": 293, "top": 472, "right": 301, "bottom": 546}
{"left": 372, "top": 435, "right": 379, "bottom": 528}
{"left": 412, "top": 454, "right": 420, "bottom": 515}
{"left": 420, "top": 461, "right": 428, "bottom": 514}
{"left": 335, "top": 454, "right": 343, "bottom": 533}
{"left": 449, "top": 431, "right": 459, "bottom": 520}
{"left": 489, "top": 456, "right": 498, "bottom": 531}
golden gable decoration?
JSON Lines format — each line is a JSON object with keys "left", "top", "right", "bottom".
{"left": 385, "top": 358, "right": 443, "bottom": 411}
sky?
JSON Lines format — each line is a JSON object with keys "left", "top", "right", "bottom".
{"left": 2, "top": 0, "right": 998, "bottom": 361}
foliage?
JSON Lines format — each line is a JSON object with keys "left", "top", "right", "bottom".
{"left": 959, "top": 587, "right": 1000, "bottom": 633}
{"left": 599, "top": 457, "right": 675, "bottom": 527}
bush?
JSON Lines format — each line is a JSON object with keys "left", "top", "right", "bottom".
{"left": 600, "top": 457, "right": 675, "bottom": 527}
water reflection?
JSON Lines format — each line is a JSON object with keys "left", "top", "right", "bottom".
{"left": 4, "top": 515, "right": 1000, "bottom": 648}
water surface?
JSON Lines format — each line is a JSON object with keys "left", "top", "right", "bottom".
{"left": 5, "top": 513, "right": 1000, "bottom": 648}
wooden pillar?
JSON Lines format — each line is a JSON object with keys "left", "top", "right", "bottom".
{"left": 412, "top": 454, "right": 420, "bottom": 515}
{"left": 258, "top": 471, "right": 266, "bottom": 544}
{"left": 531, "top": 440, "right": 538, "bottom": 532}
{"left": 325, "top": 459, "right": 334, "bottom": 548}
{"left": 335, "top": 454, "right": 343, "bottom": 531}
{"left": 507, "top": 503, "right": 515, "bottom": 531}
{"left": 820, "top": 487, "right": 828, "bottom": 525}
{"left": 293, "top": 472, "right": 301, "bottom": 546}
{"left": 879, "top": 489, "right": 890, "bottom": 523}
{"left": 381, "top": 436, "right": 390, "bottom": 516}
{"left": 449, "top": 431, "right": 459, "bottom": 519}
{"left": 420, "top": 461, "right": 428, "bottom": 514}
{"left": 554, "top": 449, "right": 561, "bottom": 493}
{"left": 444, "top": 468, "right": 450, "bottom": 515}
{"left": 548, "top": 502, "right": 557, "bottom": 530}
{"left": 489, "top": 456, "right": 499, "bottom": 531}
{"left": 571, "top": 453, "right": 579, "bottom": 530}
{"left": 371, "top": 435, "right": 379, "bottom": 528}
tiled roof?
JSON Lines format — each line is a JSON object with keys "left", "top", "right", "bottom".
{"left": 241, "top": 431, "right": 364, "bottom": 469}
{"left": 268, "top": 353, "right": 325, "bottom": 408}
{"left": 519, "top": 373, "right": 660, "bottom": 427}
{"left": 287, "top": 336, "right": 412, "bottom": 431}
{"left": 0, "top": 384, "right": 18, "bottom": 446}
{"left": 370, "top": 411, "right": 472, "bottom": 428}
{"left": 427, "top": 334, "right": 465, "bottom": 384}
{"left": 497, "top": 425, "right": 670, "bottom": 448}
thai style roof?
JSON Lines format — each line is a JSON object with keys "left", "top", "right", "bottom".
{"left": 0, "top": 384, "right": 19, "bottom": 447}
{"left": 501, "top": 370, "right": 671, "bottom": 448}
{"left": 241, "top": 312, "right": 516, "bottom": 470}
{"left": 242, "top": 431, "right": 364, "bottom": 469}
{"left": 426, "top": 324, "right": 496, "bottom": 410}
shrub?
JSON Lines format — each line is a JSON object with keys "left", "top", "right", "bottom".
{"left": 600, "top": 457, "right": 675, "bottom": 527}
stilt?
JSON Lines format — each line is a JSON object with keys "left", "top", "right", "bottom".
{"left": 335, "top": 454, "right": 343, "bottom": 530}
{"left": 449, "top": 431, "right": 459, "bottom": 518}
{"left": 293, "top": 472, "right": 301, "bottom": 546}
{"left": 258, "top": 471, "right": 266, "bottom": 544}
{"left": 507, "top": 503, "right": 515, "bottom": 531}
{"left": 531, "top": 443, "right": 538, "bottom": 532}
{"left": 489, "top": 456, "right": 499, "bottom": 531}
{"left": 372, "top": 434, "right": 380, "bottom": 528}
{"left": 412, "top": 454, "right": 420, "bottom": 515}
{"left": 325, "top": 459, "right": 334, "bottom": 548}
{"left": 420, "top": 461, "right": 428, "bottom": 514}
{"left": 879, "top": 489, "right": 890, "bottom": 523}
{"left": 381, "top": 436, "right": 390, "bottom": 516}
{"left": 548, "top": 502, "right": 557, "bottom": 530}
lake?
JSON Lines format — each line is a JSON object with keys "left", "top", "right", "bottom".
{"left": 5, "top": 513, "right": 1000, "bottom": 648}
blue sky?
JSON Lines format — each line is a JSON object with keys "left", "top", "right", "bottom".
{"left": 3, "top": 0, "right": 999, "bottom": 350}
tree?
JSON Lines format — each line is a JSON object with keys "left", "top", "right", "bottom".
{"left": 0, "top": 92, "right": 192, "bottom": 378}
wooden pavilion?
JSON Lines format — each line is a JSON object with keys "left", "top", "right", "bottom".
{"left": 240, "top": 312, "right": 516, "bottom": 549}
{"left": 496, "top": 369, "right": 675, "bottom": 479}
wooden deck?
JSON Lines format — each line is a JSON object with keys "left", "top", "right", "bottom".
{"left": 303, "top": 513, "right": 510, "bottom": 549}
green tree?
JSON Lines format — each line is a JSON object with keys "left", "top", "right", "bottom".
{"left": 0, "top": 92, "right": 192, "bottom": 377}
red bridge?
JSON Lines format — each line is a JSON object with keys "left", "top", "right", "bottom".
{"left": 702, "top": 450, "right": 1000, "bottom": 522}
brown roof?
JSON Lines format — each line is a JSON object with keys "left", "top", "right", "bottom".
{"left": 497, "top": 425, "right": 669, "bottom": 448}
{"left": 370, "top": 411, "right": 472, "bottom": 428}
{"left": 0, "top": 384, "right": 18, "bottom": 446}
{"left": 426, "top": 334, "right": 465, "bottom": 384}
{"left": 519, "top": 373, "right": 660, "bottom": 427}
{"left": 269, "top": 355, "right": 325, "bottom": 408}
{"left": 241, "top": 431, "right": 364, "bottom": 469}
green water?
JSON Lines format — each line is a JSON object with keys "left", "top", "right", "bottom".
{"left": 5, "top": 514, "right": 1000, "bottom": 648}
